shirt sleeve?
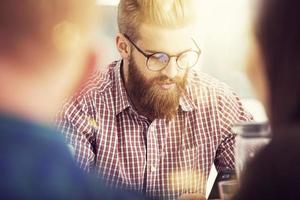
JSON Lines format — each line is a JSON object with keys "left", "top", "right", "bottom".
{"left": 56, "top": 92, "right": 97, "bottom": 172}
{"left": 214, "top": 87, "right": 253, "bottom": 171}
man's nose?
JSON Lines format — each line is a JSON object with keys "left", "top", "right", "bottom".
{"left": 160, "top": 57, "right": 178, "bottom": 79}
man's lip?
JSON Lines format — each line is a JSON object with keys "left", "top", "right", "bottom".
{"left": 160, "top": 83, "right": 176, "bottom": 89}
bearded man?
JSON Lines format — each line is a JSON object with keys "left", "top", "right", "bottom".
{"left": 57, "top": 0, "right": 252, "bottom": 199}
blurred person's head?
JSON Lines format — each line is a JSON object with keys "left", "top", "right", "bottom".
{"left": 116, "top": 0, "right": 201, "bottom": 120}
{"left": 247, "top": 0, "right": 300, "bottom": 130}
{"left": 0, "top": 0, "right": 96, "bottom": 123}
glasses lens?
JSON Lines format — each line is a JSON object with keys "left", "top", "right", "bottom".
{"left": 177, "top": 51, "right": 199, "bottom": 69}
{"left": 147, "top": 53, "right": 170, "bottom": 71}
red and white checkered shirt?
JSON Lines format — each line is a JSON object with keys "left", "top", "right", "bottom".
{"left": 57, "top": 60, "right": 252, "bottom": 200}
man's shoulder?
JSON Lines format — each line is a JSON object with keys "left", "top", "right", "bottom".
{"left": 0, "top": 114, "right": 71, "bottom": 156}
{"left": 57, "top": 61, "right": 122, "bottom": 119}
{"left": 0, "top": 115, "right": 93, "bottom": 199}
{"left": 185, "top": 70, "right": 249, "bottom": 115}
{"left": 187, "top": 70, "right": 236, "bottom": 97}
{"left": 78, "top": 61, "right": 119, "bottom": 97}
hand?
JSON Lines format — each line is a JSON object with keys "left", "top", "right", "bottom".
{"left": 178, "top": 193, "right": 206, "bottom": 200}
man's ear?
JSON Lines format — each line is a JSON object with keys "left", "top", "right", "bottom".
{"left": 116, "top": 33, "right": 131, "bottom": 60}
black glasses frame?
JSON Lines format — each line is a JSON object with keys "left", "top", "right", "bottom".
{"left": 123, "top": 34, "right": 201, "bottom": 71}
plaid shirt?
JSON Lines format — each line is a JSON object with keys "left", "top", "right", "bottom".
{"left": 57, "top": 60, "right": 252, "bottom": 200}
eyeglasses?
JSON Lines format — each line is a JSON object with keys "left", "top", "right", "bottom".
{"left": 123, "top": 34, "right": 201, "bottom": 71}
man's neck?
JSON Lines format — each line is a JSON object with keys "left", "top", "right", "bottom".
{"left": 131, "top": 98, "right": 155, "bottom": 121}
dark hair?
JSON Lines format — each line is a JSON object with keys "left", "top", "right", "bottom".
{"left": 256, "top": 0, "right": 300, "bottom": 129}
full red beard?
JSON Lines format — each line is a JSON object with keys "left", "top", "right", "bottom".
{"left": 127, "top": 55, "right": 188, "bottom": 121}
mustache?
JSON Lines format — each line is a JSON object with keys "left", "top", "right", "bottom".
{"left": 153, "top": 76, "right": 183, "bottom": 85}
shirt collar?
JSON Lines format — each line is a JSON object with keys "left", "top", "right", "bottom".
{"left": 114, "top": 60, "right": 197, "bottom": 115}
{"left": 114, "top": 60, "right": 132, "bottom": 115}
{"left": 179, "top": 89, "right": 197, "bottom": 112}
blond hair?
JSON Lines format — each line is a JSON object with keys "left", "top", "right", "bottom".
{"left": 0, "top": 0, "right": 95, "bottom": 61}
{"left": 118, "top": 0, "right": 199, "bottom": 41}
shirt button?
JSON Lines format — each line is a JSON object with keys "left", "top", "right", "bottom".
{"left": 151, "top": 165, "right": 156, "bottom": 172}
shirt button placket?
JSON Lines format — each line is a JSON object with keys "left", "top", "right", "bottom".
{"left": 145, "top": 123, "right": 158, "bottom": 196}
{"left": 151, "top": 165, "right": 156, "bottom": 172}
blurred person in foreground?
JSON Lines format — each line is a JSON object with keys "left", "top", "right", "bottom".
{"left": 57, "top": 0, "right": 252, "bottom": 199}
{"left": 0, "top": 0, "right": 143, "bottom": 199}
{"left": 232, "top": 0, "right": 300, "bottom": 199}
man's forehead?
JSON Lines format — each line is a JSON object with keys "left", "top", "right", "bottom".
{"left": 137, "top": 24, "right": 197, "bottom": 54}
